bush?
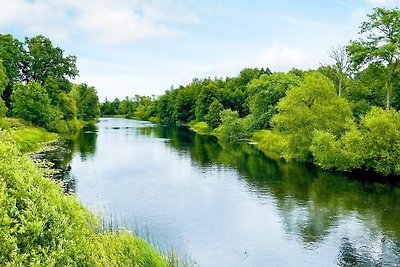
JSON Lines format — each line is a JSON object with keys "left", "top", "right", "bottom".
{"left": 0, "top": 100, "right": 6, "bottom": 118}
{"left": 311, "top": 107, "right": 400, "bottom": 176}
{"left": 270, "top": 72, "right": 354, "bottom": 161}
{"left": 11, "top": 82, "right": 51, "bottom": 127}
{"left": 215, "top": 109, "right": 251, "bottom": 143}
{"left": 0, "top": 131, "right": 168, "bottom": 266}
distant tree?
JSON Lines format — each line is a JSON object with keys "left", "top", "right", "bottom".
{"left": 248, "top": 72, "right": 301, "bottom": 130}
{"left": 174, "top": 86, "right": 196, "bottom": 123}
{"left": 347, "top": 7, "right": 400, "bottom": 110}
{"left": 11, "top": 81, "right": 51, "bottom": 126}
{"left": 271, "top": 72, "right": 353, "bottom": 161}
{"left": 328, "top": 45, "right": 351, "bottom": 96}
{"left": 73, "top": 84, "right": 100, "bottom": 121}
{"left": 0, "top": 60, "right": 8, "bottom": 117}
{"left": 215, "top": 109, "right": 251, "bottom": 143}
{"left": 205, "top": 99, "right": 223, "bottom": 129}
{"left": 195, "top": 84, "right": 219, "bottom": 121}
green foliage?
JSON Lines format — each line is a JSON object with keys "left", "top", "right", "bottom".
{"left": 12, "top": 82, "right": 51, "bottom": 127}
{"left": 310, "top": 108, "right": 400, "bottom": 175}
{"left": 215, "top": 109, "right": 251, "bottom": 143}
{"left": 195, "top": 84, "right": 219, "bottom": 121}
{"left": 204, "top": 99, "right": 223, "bottom": 129}
{"left": 0, "top": 34, "right": 26, "bottom": 108}
{"left": 347, "top": 7, "right": 400, "bottom": 110}
{"left": 0, "top": 100, "right": 6, "bottom": 118}
{"left": 359, "top": 107, "right": 400, "bottom": 175}
{"left": 0, "top": 61, "right": 8, "bottom": 118}
{"left": 24, "top": 35, "right": 78, "bottom": 86}
{"left": 134, "top": 96, "right": 158, "bottom": 121}
{"left": 189, "top": 121, "right": 212, "bottom": 135}
{"left": 248, "top": 72, "right": 301, "bottom": 130}
{"left": 252, "top": 130, "right": 288, "bottom": 159}
{"left": 0, "top": 131, "right": 168, "bottom": 266}
{"left": 73, "top": 84, "right": 100, "bottom": 121}
{"left": 271, "top": 72, "right": 354, "bottom": 161}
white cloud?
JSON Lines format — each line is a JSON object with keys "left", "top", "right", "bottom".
{"left": 0, "top": 0, "right": 199, "bottom": 45}
{"left": 365, "top": 0, "right": 400, "bottom": 7}
{"left": 257, "top": 43, "right": 310, "bottom": 71}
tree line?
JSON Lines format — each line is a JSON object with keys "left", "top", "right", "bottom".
{"left": 102, "top": 7, "right": 400, "bottom": 176}
{"left": 0, "top": 34, "right": 100, "bottom": 133}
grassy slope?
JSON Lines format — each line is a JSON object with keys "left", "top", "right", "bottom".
{"left": 0, "top": 119, "right": 169, "bottom": 266}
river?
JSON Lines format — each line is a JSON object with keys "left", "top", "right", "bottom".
{"left": 48, "top": 118, "right": 400, "bottom": 266}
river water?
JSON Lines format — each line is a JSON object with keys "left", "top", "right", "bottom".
{"left": 50, "top": 118, "right": 400, "bottom": 266}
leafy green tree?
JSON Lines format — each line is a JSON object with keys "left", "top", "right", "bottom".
{"left": 0, "top": 61, "right": 8, "bottom": 117}
{"left": 0, "top": 34, "right": 26, "bottom": 107}
{"left": 195, "top": 84, "right": 218, "bottom": 121}
{"left": 24, "top": 35, "right": 78, "bottom": 86}
{"left": 343, "top": 79, "right": 372, "bottom": 119}
{"left": 73, "top": 84, "right": 100, "bottom": 121}
{"left": 271, "top": 72, "right": 353, "bottom": 161}
{"left": 311, "top": 107, "right": 400, "bottom": 175}
{"left": 215, "top": 109, "right": 251, "bottom": 143}
{"left": 359, "top": 107, "right": 400, "bottom": 175}
{"left": 195, "top": 84, "right": 219, "bottom": 121}
{"left": 11, "top": 82, "right": 51, "bottom": 126}
{"left": 347, "top": 7, "right": 400, "bottom": 110}
{"left": 158, "top": 89, "right": 178, "bottom": 124}
{"left": 174, "top": 86, "right": 196, "bottom": 123}
{"left": 205, "top": 99, "right": 223, "bottom": 129}
{"left": 248, "top": 72, "right": 301, "bottom": 130}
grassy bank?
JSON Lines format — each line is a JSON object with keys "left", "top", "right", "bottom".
{"left": 0, "top": 118, "right": 58, "bottom": 152}
{"left": 0, "top": 120, "right": 172, "bottom": 266}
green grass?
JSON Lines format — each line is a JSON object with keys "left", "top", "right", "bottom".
{"left": 0, "top": 130, "right": 171, "bottom": 267}
{"left": 188, "top": 121, "right": 212, "bottom": 135}
{"left": 252, "top": 130, "right": 286, "bottom": 160}
{"left": 0, "top": 118, "right": 58, "bottom": 152}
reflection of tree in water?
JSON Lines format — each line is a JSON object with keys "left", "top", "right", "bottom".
{"left": 147, "top": 124, "right": 400, "bottom": 264}
{"left": 72, "top": 123, "right": 98, "bottom": 160}
{"left": 42, "top": 123, "right": 99, "bottom": 194}
{"left": 42, "top": 138, "right": 77, "bottom": 194}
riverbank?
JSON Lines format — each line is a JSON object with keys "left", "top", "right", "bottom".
{"left": 0, "top": 119, "right": 171, "bottom": 266}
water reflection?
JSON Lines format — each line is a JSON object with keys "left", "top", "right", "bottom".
{"left": 45, "top": 123, "right": 98, "bottom": 192}
{"left": 51, "top": 119, "right": 400, "bottom": 266}
{"left": 147, "top": 124, "right": 400, "bottom": 265}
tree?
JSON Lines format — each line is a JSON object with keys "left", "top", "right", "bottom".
{"left": 195, "top": 84, "right": 219, "bottom": 121}
{"left": 248, "top": 72, "right": 301, "bottom": 130}
{"left": 73, "top": 84, "right": 100, "bottom": 121}
{"left": 23, "top": 35, "right": 78, "bottom": 86}
{"left": 215, "top": 109, "right": 251, "bottom": 143}
{"left": 11, "top": 82, "right": 51, "bottom": 126}
{"left": 347, "top": 7, "right": 400, "bottom": 110}
{"left": 328, "top": 45, "right": 351, "bottom": 96}
{"left": 0, "top": 34, "right": 26, "bottom": 107}
{"left": 204, "top": 99, "right": 223, "bottom": 129}
{"left": 271, "top": 72, "right": 354, "bottom": 161}
{"left": 0, "top": 60, "right": 8, "bottom": 117}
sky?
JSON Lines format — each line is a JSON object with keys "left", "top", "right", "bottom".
{"left": 0, "top": 0, "right": 399, "bottom": 101}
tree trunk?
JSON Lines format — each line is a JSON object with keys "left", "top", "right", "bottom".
{"left": 338, "top": 77, "right": 342, "bottom": 97}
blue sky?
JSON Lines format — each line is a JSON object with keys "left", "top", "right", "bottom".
{"left": 0, "top": 0, "right": 399, "bottom": 100}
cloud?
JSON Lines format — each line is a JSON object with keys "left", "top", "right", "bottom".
{"left": 257, "top": 43, "right": 310, "bottom": 71}
{"left": 365, "top": 0, "right": 400, "bottom": 7}
{"left": 0, "top": 0, "right": 199, "bottom": 45}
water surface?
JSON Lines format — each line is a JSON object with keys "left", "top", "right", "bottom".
{"left": 53, "top": 118, "right": 400, "bottom": 266}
